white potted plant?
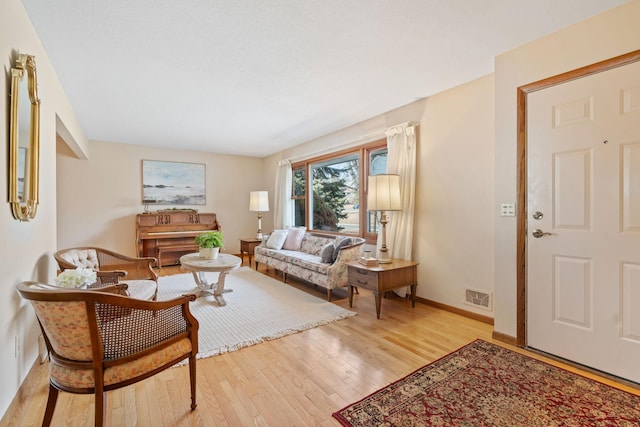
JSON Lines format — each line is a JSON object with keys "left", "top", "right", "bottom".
{"left": 195, "top": 230, "right": 224, "bottom": 259}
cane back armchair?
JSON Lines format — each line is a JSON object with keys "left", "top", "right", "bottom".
{"left": 54, "top": 247, "right": 158, "bottom": 300}
{"left": 16, "top": 281, "right": 199, "bottom": 427}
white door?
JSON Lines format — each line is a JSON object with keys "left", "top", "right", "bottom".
{"left": 527, "top": 60, "right": 640, "bottom": 382}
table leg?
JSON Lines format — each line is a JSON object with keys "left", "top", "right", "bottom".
{"left": 212, "top": 271, "right": 231, "bottom": 306}
{"left": 190, "top": 271, "right": 233, "bottom": 305}
{"left": 373, "top": 291, "right": 382, "bottom": 319}
{"left": 410, "top": 284, "right": 417, "bottom": 307}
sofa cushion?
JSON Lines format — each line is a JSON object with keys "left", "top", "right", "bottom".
{"left": 282, "top": 227, "right": 306, "bottom": 250}
{"left": 320, "top": 243, "right": 335, "bottom": 264}
{"left": 288, "top": 254, "right": 331, "bottom": 275}
{"left": 333, "top": 237, "right": 352, "bottom": 262}
{"left": 300, "top": 234, "right": 334, "bottom": 255}
{"left": 266, "top": 230, "right": 288, "bottom": 249}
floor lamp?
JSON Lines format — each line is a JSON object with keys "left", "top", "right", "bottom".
{"left": 249, "top": 191, "right": 269, "bottom": 239}
{"left": 367, "top": 174, "right": 401, "bottom": 263}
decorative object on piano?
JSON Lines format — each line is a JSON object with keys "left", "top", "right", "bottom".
{"left": 249, "top": 191, "right": 269, "bottom": 239}
{"left": 142, "top": 160, "right": 206, "bottom": 205}
{"left": 54, "top": 268, "right": 97, "bottom": 289}
{"left": 367, "top": 174, "right": 402, "bottom": 263}
{"left": 157, "top": 208, "right": 198, "bottom": 213}
{"left": 195, "top": 230, "right": 224, "bottom": 259}
{"left": 142, "top": 199, "right": 156, "bottom": 214}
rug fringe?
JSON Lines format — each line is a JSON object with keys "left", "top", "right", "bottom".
{"left": 173, "top": 310, "right": 357, "bottom": 366}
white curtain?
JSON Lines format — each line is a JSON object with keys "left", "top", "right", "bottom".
{"left": 382, "top": 123, "right": 417, "bottom": 295}
{"left": 274, "top": 159, "right": 293, "bottom": 230}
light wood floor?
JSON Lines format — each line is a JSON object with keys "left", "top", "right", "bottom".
{"left": 3, "top": 262, "right": 639, "bottom": 426}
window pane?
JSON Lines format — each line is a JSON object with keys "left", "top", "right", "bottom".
{"left": 370, "top": 148, "right": 388, "bottom": 175}
{"left": 293, "top": 168, "right": 305, "bottom": 196}
{"left": 310, "top": 154, "right": 359, "bottom": 234}
{"left": 294, "top": 199, "right": 305, "bottom": 227}
{"left": 368, "top": 148, "right": 388, "bottom": 234}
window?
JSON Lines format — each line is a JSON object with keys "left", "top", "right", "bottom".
{"left": 367, "top": 147, "right": 389, "bottom": 235}
{"left": 292, "top": 140, "right": 387, "bottom": 241}
{"left": 292, "top": 167, "right": 306, "bottom": 227}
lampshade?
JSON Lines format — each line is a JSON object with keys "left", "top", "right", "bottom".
{"left": 249, "top": 191, "right": 269, "bottom": 212}
{"left": 367, "top": 175, "right": 401, "bottom": 211}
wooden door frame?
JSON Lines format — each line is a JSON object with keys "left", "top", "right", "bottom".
{"left": 515, "top": 49, "right": 640, "bottom": 347}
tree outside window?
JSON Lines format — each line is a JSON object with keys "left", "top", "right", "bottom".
{"left": 310, "top": 154, "right": 359, "bottom": 234}
{"left": 291, "top": 140, "right": 387, "bottom": 241}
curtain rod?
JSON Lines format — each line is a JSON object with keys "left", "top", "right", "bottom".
{"left": 286, "top": 121, "right": 418, "bottom": 163}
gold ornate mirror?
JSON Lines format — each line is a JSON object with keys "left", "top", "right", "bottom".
{"left": 9, "top": 53, "right": 40, "bottom": 221}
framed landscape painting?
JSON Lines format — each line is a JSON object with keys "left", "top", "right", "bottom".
{"left": 142, "top": 160, "right": 206, "bottom": 205}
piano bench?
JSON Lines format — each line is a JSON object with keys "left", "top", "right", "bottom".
{"left": 157, "top": 244, "right": 199, "bottom": 268}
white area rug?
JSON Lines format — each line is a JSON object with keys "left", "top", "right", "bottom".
{"left": 157, "top": 267, "right": 356, "bottom": 360}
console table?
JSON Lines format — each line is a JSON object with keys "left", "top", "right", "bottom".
{"left": 346, "top": 259, "right": 419, "bottom": 319}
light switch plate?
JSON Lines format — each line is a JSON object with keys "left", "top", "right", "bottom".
{"left": 500, "top": 203, "right": 515, "bottom": 217}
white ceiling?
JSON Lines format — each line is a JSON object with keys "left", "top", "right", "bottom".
{"left": 22, "top": 0, "right": 629, "bottom": 157}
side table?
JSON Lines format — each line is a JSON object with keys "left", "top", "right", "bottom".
{"left": 347, "top": 259, "right": 419, "bottom": 319}
{"left": 239, "top": 238, "right": 262, "bottom": 267}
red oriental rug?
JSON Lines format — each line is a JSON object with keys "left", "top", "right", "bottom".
{"left": 332, "top": 339, "right": 640, "bottom": 426}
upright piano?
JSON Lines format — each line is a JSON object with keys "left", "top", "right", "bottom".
{"left": 136, "top": 211, "right": 221, "bottom": 267}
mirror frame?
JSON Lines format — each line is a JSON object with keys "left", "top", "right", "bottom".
{"left": 9, "top": 53, "right": 40, "bottom": 221}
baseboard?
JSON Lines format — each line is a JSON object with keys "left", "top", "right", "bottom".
{"left": 417, "top": 297, "right": 494, "bottom": 325}
{"left": 491, "top": 330, "right": 517, "bottom": 346}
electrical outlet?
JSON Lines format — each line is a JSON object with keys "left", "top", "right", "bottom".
{"left": 500, "top": 203, "right": 516, "bottom": 217}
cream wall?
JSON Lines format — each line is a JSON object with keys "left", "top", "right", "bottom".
{"left": 417, "top": 75, "right": 495, "bottom": 313}
{"left": 0, "top": 0, "right": 88, "bottom": 419}
{"left": 57, "top": 141, "right": 266, "bottom": 256}
{"left": 263, "top": 76, "right": 496, "bottom": 317}
{"left": 493, "top": 0, "right": 640, "bottom": 337}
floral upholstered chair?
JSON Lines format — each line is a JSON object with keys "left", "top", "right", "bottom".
{"left": 54, "top": 247, "right": 158, "bottom": 300}
{"left": 16, "top": 281, "right": 199, "bottom": 427}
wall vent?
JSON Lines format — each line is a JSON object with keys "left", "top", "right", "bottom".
{"left": 464, "top": 288, "right": 492, "bottom": 310}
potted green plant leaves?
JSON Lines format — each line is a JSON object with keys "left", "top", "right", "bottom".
{"left": 195, "top": 230, "right": 224, "bottom": 259}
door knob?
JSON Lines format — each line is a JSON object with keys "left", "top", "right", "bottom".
{"left": 532, "top": 229, "right": 552, "bottom": 238}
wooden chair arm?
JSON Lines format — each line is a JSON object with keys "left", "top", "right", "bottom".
{"left": 95, "top": 270, "right": 127, "bottom": 285}
{"left": 88, "top": 283, "right": 129, "bottom": 295}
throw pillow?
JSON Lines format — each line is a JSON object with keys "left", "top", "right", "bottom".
{"left": 320, "top": 242, "right": 335, "bottom": 264}
{"left": 282, "top": 226, "right": 306, "bottom": 250}
{"left": 265, "top": 229, "right": 289, "bottom": 249}
{"left": 332, "top": 237, "right": 352, "bottom": 262}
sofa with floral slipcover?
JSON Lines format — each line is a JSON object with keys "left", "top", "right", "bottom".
{"left": 254, "top": 227, "right": 366, "bottom": 301}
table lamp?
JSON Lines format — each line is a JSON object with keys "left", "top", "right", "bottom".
{"left": 249, "top": 191, "right": 269, "bottom": 239}
{"left": 367, "top": 174, "right": 401, "bottom": 263}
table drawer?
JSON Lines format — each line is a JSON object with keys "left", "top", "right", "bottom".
{"left": 349, "top": 267, "right": 378, "bottom": 289}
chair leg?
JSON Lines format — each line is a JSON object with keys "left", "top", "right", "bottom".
{"left": 42, "top": 383, "right": 59, "bottom": 427}
{"left": 95, "top": 386, "right": 106, "bottom": 427}
{"left": 189, "top": 355, "right": 197, "bottom": 410}
{"left": 283, "top": 272, "right": 287, "bottom": 283}
{"left": 327, "top": 289, "right": 333, "bottom": 302}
